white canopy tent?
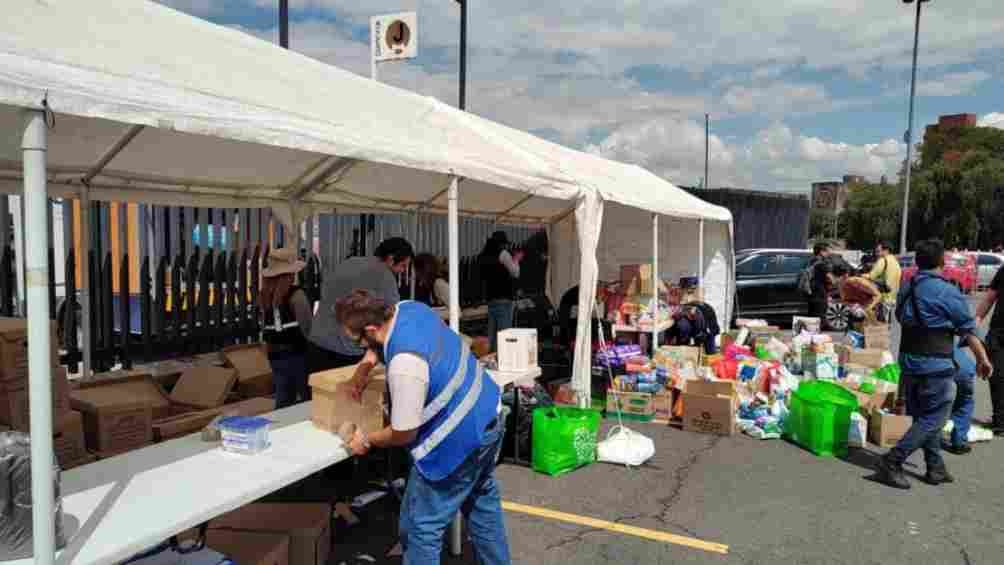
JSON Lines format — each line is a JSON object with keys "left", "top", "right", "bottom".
{"left": 0, "top": 1, "right": 731, "bottom": 563}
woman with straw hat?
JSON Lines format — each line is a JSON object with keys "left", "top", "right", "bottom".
{"left": 261, "top": 247, "right": 313, "bottom": 408}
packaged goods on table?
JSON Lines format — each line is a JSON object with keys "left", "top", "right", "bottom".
{"left": 219, "top": 415, "right": 272, "bottom": 455}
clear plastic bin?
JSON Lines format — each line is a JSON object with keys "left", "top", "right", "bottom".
{"left": 218, "top": 416, "right": 272, "bottom": 455}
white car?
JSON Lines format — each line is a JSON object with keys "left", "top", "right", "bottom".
{"left": 974, "top": 253, "right": 1004, "bottom": 289}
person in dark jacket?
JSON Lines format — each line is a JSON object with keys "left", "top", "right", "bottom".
{"left": 806, "top": 243, "right": 832, "bottom": 319}
{"left": 260, "top": 247, "right": 313, "bottom": 408}
{"left": 479, "top": 231, "right": 522, "bottom": 351}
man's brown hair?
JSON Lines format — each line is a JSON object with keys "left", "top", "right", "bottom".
{"left": 335, "top": 290, "right": 394, "bottom": 335}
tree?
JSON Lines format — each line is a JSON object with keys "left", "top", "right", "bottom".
{"left": 840, "top": 182, "right": 900, "bottom": 250}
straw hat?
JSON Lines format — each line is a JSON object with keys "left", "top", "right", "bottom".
{"left": 262, "top": 247, "right": 306, "bottom": 278}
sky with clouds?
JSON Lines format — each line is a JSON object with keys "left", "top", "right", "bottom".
{"left": 157, "top": 0, "right": 1004, "bottom": 193}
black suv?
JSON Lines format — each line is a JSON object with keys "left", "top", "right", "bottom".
{"left": 734, "top": 249, "right": 850, "bottom": 330}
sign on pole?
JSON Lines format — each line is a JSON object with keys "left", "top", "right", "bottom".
{"left": 371, "top": 12, "right": 418, "bottom": 80}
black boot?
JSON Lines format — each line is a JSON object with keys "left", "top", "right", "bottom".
{"left": 925, "top": 463, "right": 955, "bottom": 485}
{"left": 941, "top": 441, "right": 972, "bottom": 455}
{"left": 874, "top": 455, "right": 911, "bottom": 490}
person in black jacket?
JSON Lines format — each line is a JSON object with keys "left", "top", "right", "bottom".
{"left": 479, "top": 231, "right": 522, "bottom": 351}
{"left": 260, "top": 247, "right": 313, "bottom": 408}
{"left": 806, "top": 243, "right": 832, "bottom": 319}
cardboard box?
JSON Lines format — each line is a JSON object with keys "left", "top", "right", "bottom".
{"left": 863, "top": 324, "right": 892, "bottom": 350}
{"left": 792, "top": 316, "right": 822, "bottom": 335}
{"left": 836, "top": 347, "right": 886, "bottom": 369}
{"left": 497, "top": 329, "right": 538, "bottom": 371}
{"left": 210, "top": 503, "right": 331, "bottom": 565}
{"left": 0, "top": 367, "right": 71, "bottom": 430}
{"left": 653, "top": 389, "right": 673, "bottom": 421}
{"left": 153, "top": 397, "right": 275, "bottom": 442}
{"left": 0, "top": 318, "right": 59, "bottom": 381}
{"left": 71, "top": 384, "right": 154, "bottom": 452}
{"left": 207, "top": 530, "right": 289, "bottom": 565}
{"left": 655, "top": 346, "right": 702, "bottom": 368}
{"left": 61, "top": 452, "right": 98, "bottom": 471}
{"left": 868, "top": 409, "right": 912, "bottom": 448}
{"left": 606, "top": 390, "right": 655, "bottom": 418}
{"left": 169, "top": 366, "right": 238, "bottom": 410}
{"left": 681, "top": 380, "right": 737, "bottom": 436}
{"left": 309, "top": 364, "right": 386, "bottom": 434}
{"left": 74, "top": 374, "right": 172, "bottom": 419}
{"left": 53, "top": 410, "right": 87, "bottom": 469}
{"left": 222, "top": 344, "right": 274, "bottom": 398}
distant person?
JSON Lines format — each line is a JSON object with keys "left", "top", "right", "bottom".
{"left": 874, "top": 239, "right": 993, "bottom": 490}
{"left": 260, "top": 247, "right": 312, "bottom": 408}
{"left": 413, "top": 253, "right": 449, "bottom": 309}
{"left": 944, "top": 342, "right": 977, "bottom": 455}
{"left": 831, "top": 263, "right": 881, "bottom": 325}
{"left": 479, "top": 231, "right": 522, "bottom": 350}
{"left": 976, "top": 260, "right": 1004, "bottom": 434}
{"left": 308, "top": 237, "right": 414, "bottom": 373}
{"left": 868, "top": 242, "right": 901, "bottom": 321}
{"left": 801, "top": 243, "right": 831, "bottom": 319}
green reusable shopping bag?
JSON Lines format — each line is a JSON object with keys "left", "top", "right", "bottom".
{"left": 531, "top": 405, "right": 601, "bottom": 476}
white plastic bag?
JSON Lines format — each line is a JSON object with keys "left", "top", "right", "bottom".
{"left": 596, "top": 426, "right": 655, "bottom": 467}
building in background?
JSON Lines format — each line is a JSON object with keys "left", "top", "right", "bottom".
{"left": 685, "top": 187, "right": 810, "bottom": 251}
{"left": 924, "top": 113, "right": 979, "bottom": 165}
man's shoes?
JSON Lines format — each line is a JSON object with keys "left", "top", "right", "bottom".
{"left": 874, "top": 456, "right": 911, "bottom": 490}
{"left": 942, "top": 442, "right": 973, "bottom": 455}
{"left": 925, "top": 464, "right": 955, "bottom": 485}
{"left": 993, "top": 427, "right": 1004, "bottom": 437}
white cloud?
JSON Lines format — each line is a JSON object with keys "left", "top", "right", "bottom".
{"left": 588, "top": 120, "right": 906, "bottom": 192}
{"left": 722, "top": 82, "right": 830, "bottom": 117}
{"left": 978, "top": 112, "right": 1004, "bottom": 129}
{"left": 916, "top": 71, "right": 991, "bottom": 97}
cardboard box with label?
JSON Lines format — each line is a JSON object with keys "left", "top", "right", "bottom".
{"left": 497, "top": 328, "right": 538, "bottom": 371}
{"left": 210, "top": 503, "right": 331, "bottom": 565}
{"left": 655, "top": 346, "right": 702, "bottom": 368}
{"left": 0, "top": 366, "right": 70, "bottom": 431}
{"left": 836, "top": 347, "right": 886, "bottom": 369}
{"left": 653, "top": 389, "right": 673, "bottom": 421}
{"left": 868, "top": 409, "right": 912, "bottom": 448}
{"left": 309, "top": 364, "right": 386, "bottom": 434}
{"left": 863, "top": 324, "right": 892, "bottom": 350}
{"left": 222, "top": 344, "right": 274, "bottom": 398}
{"left": 53, "top": 410, "right": 88, "bottom": 469}
{"left": 0, "top": 317, "right": 59, "bottom": 381}
{"left": 70, "top": 376, "right": 160, "bottom": 452}
{"left": 206, "top": 530, "right": 290, "bottom": 565}
{"left": 606, "top": 390, "right": 655, "bottom": 419}
{"left": 681, "top": 380, "right": 738, "bottom": 436}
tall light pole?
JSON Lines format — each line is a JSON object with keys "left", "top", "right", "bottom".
{"left": 899, "top": 0, "right": 929, "bottom": 254}
{"left": 456, "top": 0, "right": 468, "bottom": 110}
{"left": 279, "top": 0, "right": 289, "bottom": 48}
{"left": 704, "top": 114, "right": 710, "bottom": 189}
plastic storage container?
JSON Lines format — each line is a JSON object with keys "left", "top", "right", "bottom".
{"left": 218, "top": 416, "right": 272, "bottom": 455}
{"left": 784, "top": 380, "right": 858, "bottom": 457}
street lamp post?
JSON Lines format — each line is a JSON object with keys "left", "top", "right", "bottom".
{"left": 899, "top": 0, "right": 929, "bottom": 254}
{"left": 456, "top": 0, "right": 467, "bottom": 111}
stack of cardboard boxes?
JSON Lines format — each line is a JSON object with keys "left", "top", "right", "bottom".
{"left": 0, "top": 318, "right": 91, "bottom": 469}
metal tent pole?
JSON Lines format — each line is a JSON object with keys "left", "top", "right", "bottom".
{"left": 652, "top": 214, "right": 659, "bottom": 350}
{"left": 447, "top": 176, "right": 463, "bottom": 556}
{"left": 23, "top": 109, "right": 56, "bottom": 565}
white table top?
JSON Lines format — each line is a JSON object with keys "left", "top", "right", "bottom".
{"left": 487, "top": 366, "right": 543, "bottom": 387}
{"left": 8, "top": 403, "right": 349, "bottom": 565}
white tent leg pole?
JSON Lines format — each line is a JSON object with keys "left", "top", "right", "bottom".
{"left": 652, "top": 213, "right": 659, "bottom": 350}
{"left": 447, "top": 176, "right": 463, "bottom": 556}
{"left": 698, "top": 219, "right": 704, "bottom": 290}
{"left": 80, "top": 186, "right": 92, "bottom": 379}
{"left": 23, "top": 109, "right": 56, "bottom": 565}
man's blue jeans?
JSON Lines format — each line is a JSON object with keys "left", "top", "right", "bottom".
{"left": 950, "top": 374, "right": 975, "bottom": 447}
{"left": 888, "top": 370, "right": 956, "bottom": 468}
{"left": 487, "top": 299, "right": 515, "bottom": 351}
{"left": 399, "top": 413, "right": 511, "bottom": 565}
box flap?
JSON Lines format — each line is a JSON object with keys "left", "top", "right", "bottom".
{"left": 170, "top": 367, "right": 238, "bottom": 409}
{"left": 222, "top": 344, "right": 272, "bottom": 381}
{"left": 70, "top": 374, "right": 168, "bottom": 413}
{"left": 683, "top": 379, "right": 736, "bottom": 398}
{"left": 0, "top": 318, "right": 27, "bottom": 342}
{"left": 308, "top": 364, "right": 386, "bottom": 393}
{"left": 210, "top": 503, "right": 330, "bottom": 536}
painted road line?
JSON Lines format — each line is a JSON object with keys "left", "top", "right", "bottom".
{"left": 502, "top": 501, "right": 729, "bottom": 555}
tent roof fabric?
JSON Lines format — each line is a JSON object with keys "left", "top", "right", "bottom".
{"left": 0, "top": 0, "right": 731, "bottom": 226}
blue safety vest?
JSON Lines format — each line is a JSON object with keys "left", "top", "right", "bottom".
{"left": 384, "top": 301, "right": 501, "bottom": 481}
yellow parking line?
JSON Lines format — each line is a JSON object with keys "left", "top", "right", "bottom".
{"left": 502, "top": 501, "right": 729, "bottom": 555}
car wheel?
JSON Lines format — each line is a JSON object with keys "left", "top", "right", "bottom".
{"left": 825, "top": 302, "right": 850, "bottom": 332}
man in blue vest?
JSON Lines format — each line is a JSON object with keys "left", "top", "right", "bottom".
{"left": 336, "top": 290, "right": 511, "bottom": 564}
{"left": 875, "top": 239, "right": 993, "bottom": 490}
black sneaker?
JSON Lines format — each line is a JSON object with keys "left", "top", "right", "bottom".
{"left": 925, "top": 464, "right": 955, "bottom": 485}
{"left": 942, "top": 442, "right": 972, "bottom": 455}
{"left": 874, "top": 456, "right": 911, "bottom": 490}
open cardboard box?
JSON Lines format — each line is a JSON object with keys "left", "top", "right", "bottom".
{"left": 222, "top": 344, "right": 274, "bottom": 398}
{"left": 681, "top": 379, "right": 738, "bottom": 436}
{"left": 309, "top": 364, "right": 386, "bottom": 434}
{"left": 209, "top": 503, "right": 332, "bottom": 565}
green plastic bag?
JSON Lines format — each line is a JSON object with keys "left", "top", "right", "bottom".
{"left": 531, "top": 405, "right": 601, "bottom": 476}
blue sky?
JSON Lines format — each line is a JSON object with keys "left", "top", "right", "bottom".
{"left": 160, "top": 0, "right": 1004, "bottom": 192}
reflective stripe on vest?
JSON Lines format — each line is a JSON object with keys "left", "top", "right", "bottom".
{"left": 411, "top": 361, "right": 484, "bottom": 462}
{"left": 420, "top": 341, "right": 470, "bottom": 425}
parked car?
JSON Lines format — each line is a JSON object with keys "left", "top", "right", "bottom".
{"left": 900, "top": 252, "right": 977, "bottom": 294}
{"left": 734, "top": 249, "right": 850, "bottom": 330}
{"left": 970, "top": 252, "right": 1004, "bottom": 289}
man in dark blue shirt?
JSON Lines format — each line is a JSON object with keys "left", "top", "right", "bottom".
{"left": 875, "top": 240, "right": 993, "bottom": 490}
